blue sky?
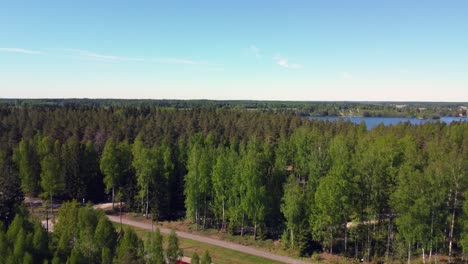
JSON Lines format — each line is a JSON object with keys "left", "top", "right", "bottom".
{"left": 1, "top": 0, "right": 467, "bottom": 101}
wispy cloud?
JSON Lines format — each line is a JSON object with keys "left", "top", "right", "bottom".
{"left": 65, "top": 49, "right": 206, "bottom": 65}
{"left": 4, "top": 47, "right": 210, "bottom": 65}
{"left": 153, "top": 58, "right": 201, "bottom": 65}
{"left": 0, "top": 48, "right": 43, "bottom": 54}
{"left": 65, "top": 49, "right": 144, "bottom": 62}
{"left": 274, "top": 54, "right": 303, "bottom": 69}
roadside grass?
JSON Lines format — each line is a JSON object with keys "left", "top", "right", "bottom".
{"left": 116, "top": 223, "right": 284, "bottom": 264}
{"left": 123, "top": 214, "right": 327, "bottom": 263}
{"left": 125, "top": 214, "right": 302, "bottom": 257}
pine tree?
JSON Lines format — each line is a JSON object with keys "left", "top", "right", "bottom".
{"left": 32, "top": 221, "right": 49, "bottom": 260}
{"left": 81, "top": 141, "right": 102, "bottom": 202}
{"left": 115, "top": 227, "right": 143, "bottom": 264}
{"left": 166, "top": 230, "right": 181, "bottom": 264}
{"left": 200, "top": 250, "right": 212, "bottom": 264}
{"left": 62, "top": 136, "right": 84, "bottom": 200}
{"left": 190, "top": 252, "right": 200, "bottom": 264}
{"left": 13, "top": 139, "right": 41, "bottom": 196}
{"left": 94, "top": 215, "right": 117, "bottom": 255}
{"left": 0, "top": 151, "right": 24, "bottom": 226}
{"left": 54, "top": 201, "right": 80, "bottom": 257}
{"left": 144, "top": 228, "right": 164, "bottom": 264}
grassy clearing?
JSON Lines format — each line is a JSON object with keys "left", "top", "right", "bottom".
{"left": 124, "top": 214, "right": 303, "bottom": 259}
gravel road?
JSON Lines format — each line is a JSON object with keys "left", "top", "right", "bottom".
{"left": 107, "top": 215, "right": 311, "bottom": 264}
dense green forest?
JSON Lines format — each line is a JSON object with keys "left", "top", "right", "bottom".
{"left": 0, "top": 103, "right": 467, "bottom": 263}
{"left": 1, "top": 98, "right": 467, "bottom": 118}
{"left": 0, "top": 201, "right": 187, "bottom": 263}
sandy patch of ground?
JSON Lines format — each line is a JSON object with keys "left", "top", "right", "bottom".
{"left": 41, "top": 220, "right": 55, "bottom": 232}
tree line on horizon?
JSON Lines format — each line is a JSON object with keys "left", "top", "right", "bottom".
{"left": 0, "top": 105, "right": 467, "bottom": 263}
{"left": 1, "top": 98, "right": 466, "bottom": 118}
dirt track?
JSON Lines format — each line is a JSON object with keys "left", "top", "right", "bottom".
{"left": 107, "top": 215, "right": 310, "bottom": 264}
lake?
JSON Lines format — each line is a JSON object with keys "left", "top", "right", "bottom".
{"left": 308, "top": 116, "right": 467, "bottom": 130}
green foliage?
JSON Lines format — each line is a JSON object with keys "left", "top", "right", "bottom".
{"left": 51, "top": 254, "right": 61, "bottom": 264}
{"left": 240, "top": 138, "right": 267, "bottom": 239}
{"left": 54, "top": 201, "right": 117, "bottom": 263}
{"left": 62, "top": 136, "right": 85, "bottom": 200}
{"left": 166, "top": 230, "right": 182, "bottom": 264}
{"left": 39, "top": 138, "right": 64, "bottom": 203}
{"left": 462, "top": 192, "right": 468, "bottom": 258}
{"left": 68, "top": 247, "right": 86, "bottom": 264}
{"left": 281, "top": 174, "right": 304, "bottom": 249}
{"left": 0, "top": 211, "right": 50, "bottom": 264}
{"left": 211, "top": 146, "right": 237, "bottom": 230}
{"left": 0, "top": 102, "right": 468, "bottom": 262}
{"left": 0, "top": 151, "right": 24, "bottom": 226}
{"left": 200, "top": 250, "right": 212, "bottom": 264}
{"left": 115, "top": 227, "right": 143, "bottom": 263}
{"left": 191, "top": 251, "right": 200, "bottom": 264}
{"left": 23, "top": 252, "right": 34, "bottom": 264}
{"left": 100, "top": 139, "right": 120, "bottom": 209}
{"left": 54, "top": 201, "right": 80, "bottom": 257}
{"left": 0, "top": 226, "right": 7, "bottom": 261}
{"left": 32, "top": 221, "right": 49, "bottom": 260}
{"left": 94, "top": 214, "right": 117, "bottom": 253}
{"left": 184, "top": 134, "right": 214, "bottom": 229}
{"left": 101, "top": 247, "right": 112, "bottom": 264}
{"left": 81, "top": 141, "right": 103, "bottom": 202}
{"left": 144, "top": 228, "right": 164, "bottom": 264}
{"left": 13, "top": 139, "right": 41, "bottom": 196}
{"left": 311, "top": 136, "right": 354, "bottom": 253}
{"left": 132, "top": 135, "right": 163, "bottom": 218}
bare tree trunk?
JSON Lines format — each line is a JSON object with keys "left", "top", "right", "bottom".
{"left": 449, "top": 190, "right": 458, "bottom": 263}
{"left": 46, "top": 202, "right": 49, "bottom": 233}
{"left": 50, "top": 193, "right": 54, "bottom": 224}
{"left": 203, "top": 197, "right": 207, "bottom": 230}
{"left": 343, "top": 215, "right": 348, "bottom": 254}
{"left": 254, "top": 223, "right": 257, "bottom": 240}
{"left": 241, "top": 213, "right": 245, "bottom": 237}
{"left": 367, "top": 223, "right": 371, "bottom": 262}
{"left": 195, "top": 208, "right": 199, "bottom": 231}
{"left": 145, "top": 187, "right": 149, "bottom": 219}
{"left": 291, "top": 228, "right": 294, "bottom": 249}
{"left": 430, "top": 211, "right": 434, "bottom": 263}
{"left": 408, "top": 242, "right": 411, "bottom": 264}
{"left": 112, "top": 186, "right": 115, "bottom": 211}
{"left": 120, "top": 199, "right": 123, "bottom": 232}
{"left": 222, "top": 200, "right": 225, "bottom": 231}
{"left": 355, "top": 238, "right": 358, "bottom": 259}
{"left": 422, "top": 247, "right": 426, "bottom": 264}
{"left": 386, "top": 217, "right": 392, "bottom": 262}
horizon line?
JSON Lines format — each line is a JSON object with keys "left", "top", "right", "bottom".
{"left": 1, "top": 97, "right": 467, "bottom": 104}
